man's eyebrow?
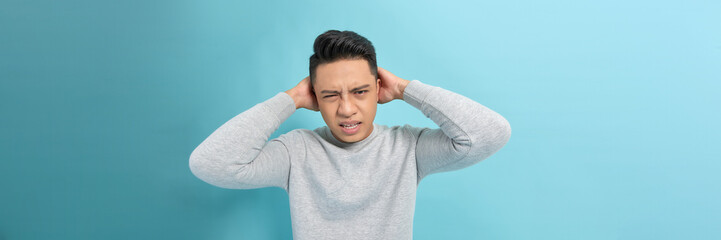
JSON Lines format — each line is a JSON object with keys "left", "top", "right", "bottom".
{"left": 320, "top": 84, "right": 371, "bottom": 94}
{"left": 350, "top": 84, "right": 370, "bottom": 92}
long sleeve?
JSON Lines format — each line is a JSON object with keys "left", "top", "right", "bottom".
{"left": 403, "top": 80, "right": 512, "bottom": 181}
{"left": 189, "top": 92, "right": 297, "bottom": 190}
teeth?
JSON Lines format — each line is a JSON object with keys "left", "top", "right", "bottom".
{"left": 341, "top": 123, "right": 359, "bottom": 129}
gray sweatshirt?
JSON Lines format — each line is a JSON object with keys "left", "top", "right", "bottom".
{"left": 189, "top": 80, "right": 512, "bottom": 239}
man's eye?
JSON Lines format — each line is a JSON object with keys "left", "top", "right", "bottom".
{"left": 323, "top": 95, "right": 337, "bottom": 98}
{"left": 355, "top": 90, "right": 367, "bottom": 95}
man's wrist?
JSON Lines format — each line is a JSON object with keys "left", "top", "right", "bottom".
{"left": 396, "top": 79, "right": 410, "bottom": 100}
{"left": 284, "top": 89, "right": 301, "bottom": 109}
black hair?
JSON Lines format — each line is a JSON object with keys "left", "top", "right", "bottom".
{"left": 309, "top": 30, "right": 377, "bottom": 85}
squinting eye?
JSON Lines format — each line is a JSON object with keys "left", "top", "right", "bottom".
{"left": 323, "top": 95, "right": 337, "bottom": 99}
{"left": 355, "top": 90, "right": 367, "bottom": 95}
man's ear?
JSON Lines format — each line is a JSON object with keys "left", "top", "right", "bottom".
{"left": 376, "top": 78, "right": 381, "bottom": 94}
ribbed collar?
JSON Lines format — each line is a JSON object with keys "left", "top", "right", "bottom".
{"left": 322, "top": 123, "right": 381, "bottom": 151}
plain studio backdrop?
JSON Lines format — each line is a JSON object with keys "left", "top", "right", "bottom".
{"left": 1, "top": 0, "right": 719, "bottom": 239}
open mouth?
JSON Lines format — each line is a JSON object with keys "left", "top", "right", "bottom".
{"left": 340, "top": 122, "right": 361, "bottom": 129}
{"left": 339, "top": 121, "right": 362, "bottom": 134}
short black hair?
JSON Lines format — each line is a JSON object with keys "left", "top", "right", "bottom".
{"left": 309, "top": 30, "right": 377, "bottom": 85}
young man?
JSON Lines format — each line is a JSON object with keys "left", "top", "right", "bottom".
{"left": 189, "top": 30, "right": 512, "bottom": 239}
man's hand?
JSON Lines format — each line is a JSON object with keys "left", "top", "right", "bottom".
{"left": 285, "top": 76, "right": 319, "bottom": 111}
{"left": 377, "top": 67, "right": 411, "bottom": 104}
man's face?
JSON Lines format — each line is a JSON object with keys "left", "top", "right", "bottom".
{"left": 313, "top": 59, "right": 380, "bottom": 143}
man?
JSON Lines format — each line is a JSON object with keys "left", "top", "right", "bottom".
{"left": 189, "top": 30, "right": 512, "bottom": 239}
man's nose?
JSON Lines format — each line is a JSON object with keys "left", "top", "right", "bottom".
{"left": 338, "top": 96, "right": 357, "bottom": 117}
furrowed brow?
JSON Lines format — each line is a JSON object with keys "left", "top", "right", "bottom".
{"left": 320, "top": 84, "right": 370, "bottom": 94}
{"left": 350, "top": 84, "right": 370, "bottom": 92}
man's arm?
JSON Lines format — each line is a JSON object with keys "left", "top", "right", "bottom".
{"left": 377, "top": 68, "right": 512, "bottom": 181}
{"left": 405, "top": 80, "right": 511, "bottom": 180}
{"left": 188, "top": 77, "right": 317, "bottom": 190}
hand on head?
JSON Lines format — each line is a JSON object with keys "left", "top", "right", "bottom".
{"left": 377, "top": 67, "right": 410, "bottom": 104}
{"left": 285, "top": 76, "right": 319, "bottom": 111}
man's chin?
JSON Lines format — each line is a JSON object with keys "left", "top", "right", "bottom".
{"left": 331, "top": 128, "right": 367, "bottom": 143}
{"left": 333, "top": 132, "right": 360, "bottom": 143}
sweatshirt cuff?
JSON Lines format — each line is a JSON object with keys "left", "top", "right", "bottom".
{"left": 403, "top": 80, "right": 436, "bottom": 110}
{"left": 264, "top": 92, "right": 296, "bottom": 124}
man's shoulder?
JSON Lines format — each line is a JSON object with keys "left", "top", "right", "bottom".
{"left": 387, "top": 124, "right": 431, "bottom": 131}
{"left": 278, "top": 128, "right": 320, "bottom": 139}
{"left": 391, "top": 124, "right": 435, "bottom": 140}
{"left": 378, "top": 124, "right": 433, "bottom": 140}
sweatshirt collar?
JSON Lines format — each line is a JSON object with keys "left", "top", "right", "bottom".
{"left": 323, "top": 123, "right": 380, "bottom": 150}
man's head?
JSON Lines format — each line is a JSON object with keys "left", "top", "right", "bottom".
{"left": 309, "top": 30, "right": 380, "bottom": 143}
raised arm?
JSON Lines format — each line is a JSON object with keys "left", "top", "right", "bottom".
{"left": 188, "top": 77, "right": 317, "bottom": 190}
{"left": 376, "top": 68, "right": 512, "bottom": 181}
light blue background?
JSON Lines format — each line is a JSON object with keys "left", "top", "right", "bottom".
{"left": 1, "top": 0, "right": 720, "bottom": 239}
